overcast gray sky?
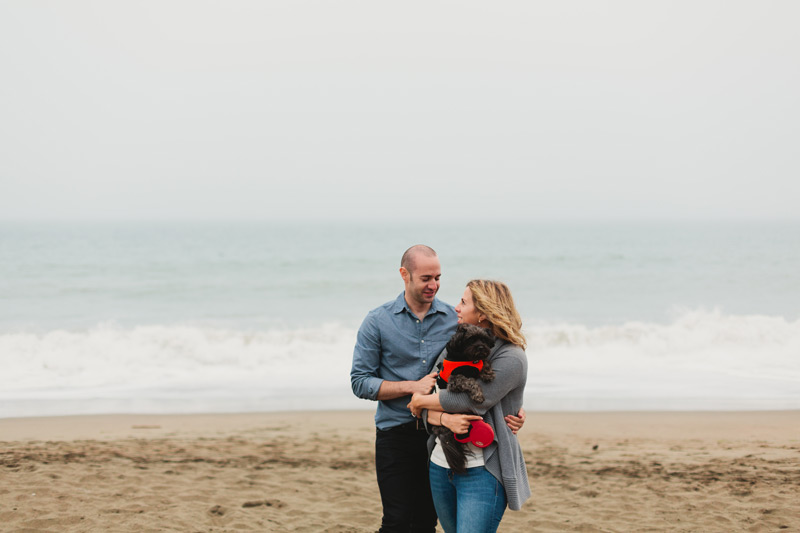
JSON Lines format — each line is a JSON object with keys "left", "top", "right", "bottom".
{"left": 1, "top": 1, "right": 798, "bottom": 222}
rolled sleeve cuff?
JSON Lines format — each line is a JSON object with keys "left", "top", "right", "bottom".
{"left": 360, "top": 377, "right": 385, "bottom": 401}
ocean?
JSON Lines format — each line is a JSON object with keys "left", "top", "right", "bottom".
{"left": 1, "top": 220, "right": 798, "bottom": 418}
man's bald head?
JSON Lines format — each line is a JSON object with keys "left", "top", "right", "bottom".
{"left": 399, "top": 245, "right": 441, "bottom": 307}
{"left": 401, "top": 245, "right": 438, "bottom": 277}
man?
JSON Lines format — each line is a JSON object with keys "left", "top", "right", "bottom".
{"left": 350, "top": 245, "right": 524, "bottom": 533}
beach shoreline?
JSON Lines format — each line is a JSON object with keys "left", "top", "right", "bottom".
{"left": 2, "top": 410, "right": 799, "bottom": 532}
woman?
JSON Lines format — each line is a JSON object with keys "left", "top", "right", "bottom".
{"left": 408, "top": 279, "right": 530, "bottom": 533}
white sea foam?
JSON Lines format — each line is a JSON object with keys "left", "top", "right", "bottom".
{"left": 525, "top": 309, "right": 800, "bottom": 410}
{"left": 1, "top": 310, "right": 799, "bottom": 417}
{"left": 0, "top": 323, "right": 364, "bottom": 417}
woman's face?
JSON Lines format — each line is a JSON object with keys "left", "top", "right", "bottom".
{"left": 455, "top": 287, "right": 481, "bottom": 325}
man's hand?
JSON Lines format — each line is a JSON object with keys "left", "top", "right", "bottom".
{"left": 504, "top": 407, "right": 526, "bottom": 435}
{"left": 376, "top": 371, "right": 438, "bottom": 401}
{"left": 409, "top": 371, "right": 437, "bottom": 395}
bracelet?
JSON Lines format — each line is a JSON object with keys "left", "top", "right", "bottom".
{"left": 439, "top": 412, "right": 444, "bottom": 426}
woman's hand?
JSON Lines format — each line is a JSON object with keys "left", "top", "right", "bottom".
{"left": 408, "top": 392, "right": 429, "bottom": 418}
{"left": 442, "top": 413, "right": 483, "bottom": 434}
{"left": 504, "top": 407, "right": 526, "bottom": 435}
{"left": 407, "top": 391, "right": 442, "bottom": 418}
{"left": 408, "top": 393, "right": 423, "bottom": 417}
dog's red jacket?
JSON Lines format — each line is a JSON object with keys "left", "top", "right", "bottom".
{"left": 438, "top": 359, "right": 484, "bottom": 383}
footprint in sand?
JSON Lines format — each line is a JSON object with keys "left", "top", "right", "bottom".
{"left": 242, "top": 500, "right": 284, "bottom": 509}
{"left": 209, "top": 505, "right": 226, "bottom": 516}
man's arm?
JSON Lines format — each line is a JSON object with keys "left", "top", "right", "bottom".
{"left": 350, "top": 313, "right": 386, "bottom": 400}
{"left": 377, "top": 372, "right": 437, "bottom": 401}
{"left": 350, "top": 312, "right": 437, "bottom": 401}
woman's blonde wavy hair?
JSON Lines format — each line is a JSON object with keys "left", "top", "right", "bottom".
{"left": 467, "top": 279, "right": 526, "bottom": 349}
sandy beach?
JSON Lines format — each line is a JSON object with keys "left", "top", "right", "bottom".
{"left": 1, "top": 410, "right": 798, "bottom": 532}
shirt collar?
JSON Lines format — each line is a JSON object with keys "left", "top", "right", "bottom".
{"left": 393, "top": 291, "right": 446, "bottom": 316}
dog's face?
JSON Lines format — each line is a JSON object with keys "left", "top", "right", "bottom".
{"left": 444, "top": 323, "right": 495, "bottom": 362}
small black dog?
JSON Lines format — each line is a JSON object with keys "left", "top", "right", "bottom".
{"left": 432, "top": 323, "right": 496, "bottom": 474}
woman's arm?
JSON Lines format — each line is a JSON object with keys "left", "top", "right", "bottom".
{"left": 408, "top": 392, "right": 442, "bottom": 417}
{"left": 439, "top": 345, "right": 526, "bottom": 416}
{"left": 410, "top": 392, "right": 526, "bottom": 433}
{"left": 409, "top": 346, "right": 528, "bottom": 431}
{"left": 425, "top": 409, "right": 482, "bottom": 434}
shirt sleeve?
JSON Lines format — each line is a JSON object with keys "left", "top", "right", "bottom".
{"left": 350, "top": 311, "right": 385, "bottom": 401}
{"left": 438, "top": 344, "right": 525, "bottom": 416}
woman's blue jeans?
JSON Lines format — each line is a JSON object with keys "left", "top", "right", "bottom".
{"left": 429, "top": 463, "right": 507, "bottom": 533}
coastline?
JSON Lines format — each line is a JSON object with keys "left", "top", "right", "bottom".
{"left": 2, "top": 410, "right": 798, "bottom": 531}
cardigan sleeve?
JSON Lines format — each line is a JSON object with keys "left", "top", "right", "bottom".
{"left": 438, "top": 342, "right": 525, "bottom": 416}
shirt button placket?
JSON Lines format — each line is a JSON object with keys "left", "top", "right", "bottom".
{"left": 416, "top": 318, "right": 423, "bottom": 361}
{"left": 420, "top": 320, "right": 427, "bottom": 365}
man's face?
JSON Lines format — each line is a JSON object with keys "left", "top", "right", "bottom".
{"left": 402, "top": 255, "right": 441, "bottom": 306}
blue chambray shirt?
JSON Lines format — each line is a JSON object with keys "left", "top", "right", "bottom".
{"left": 351, "top": 292, "right": 457, "bottom": 430}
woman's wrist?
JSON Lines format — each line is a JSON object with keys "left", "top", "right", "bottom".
{"left": 417, "top": 393, "right": 441, "bottom": 411}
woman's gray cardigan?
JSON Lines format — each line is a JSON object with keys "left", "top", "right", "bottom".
{"left": 425, "top": 339, "right": 531, "bottom": 510}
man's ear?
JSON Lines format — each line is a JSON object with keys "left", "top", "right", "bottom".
{"left": 400, "top": 267, "right": 410, "bottom": 283}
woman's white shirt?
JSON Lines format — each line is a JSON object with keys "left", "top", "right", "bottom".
{"left": 430, "top": 436, "right": 485, "bottom": 469}
{"left": 430, "top": 380, "right": 485, "bottom": 469}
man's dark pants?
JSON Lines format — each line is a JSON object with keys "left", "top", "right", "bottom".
{"left": 375, "top": 421, "right": 437, "bottom": 533}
